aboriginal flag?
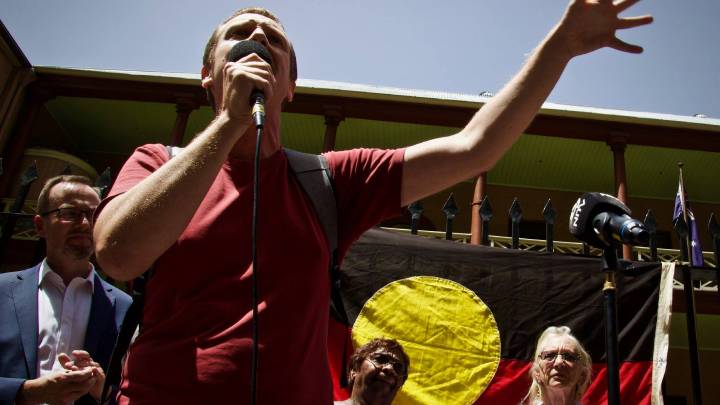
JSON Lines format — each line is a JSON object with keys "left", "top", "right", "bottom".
{"left": 328, "top": 228, "right": 673, "bottom": 405}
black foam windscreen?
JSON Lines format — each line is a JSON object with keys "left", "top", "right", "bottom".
{"left": 227, "top": 40, "right": 273, "bottom": 66}
{"left": 569, "top": 192, "right": 632, "bottom": 247}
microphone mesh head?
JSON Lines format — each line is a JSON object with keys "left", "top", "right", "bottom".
{"left": 227, "top": 40, "right": 273, "bottom": 66}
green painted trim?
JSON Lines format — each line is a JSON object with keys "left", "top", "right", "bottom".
{"left": 32, "top": 66, "right": 720, "bottom": 130}
{"left": 669, "top": 313, "right": 720, "bottom": 351}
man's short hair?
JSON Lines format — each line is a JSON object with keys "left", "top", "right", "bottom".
{"left": 347, "top": 338, "right": 410, "bottom": 390}
{"left": 37, "top": 175, "right": 95, "bottom": 214}
{"left": 202, "top": 7, "right": 298, "bottom": 112}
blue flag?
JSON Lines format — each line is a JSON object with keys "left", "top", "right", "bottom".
{"left": 673, "top": 181, "right": 704, "bottom": 266}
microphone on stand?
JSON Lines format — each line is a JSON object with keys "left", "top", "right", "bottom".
{"left": 569, "top": 192, "right": 649, "bottom": 248}
{"left": 227, "top": 40, "right": 274, "bottom": 128}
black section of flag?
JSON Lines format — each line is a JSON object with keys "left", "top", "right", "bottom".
{"left": 339, "top": 228, "right": 661, "bottom": 363}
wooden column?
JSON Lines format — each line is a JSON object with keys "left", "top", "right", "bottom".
{"left": 608, "top": 135, "right": 632, "bottom": 260}
{"left": 0, "top": 86, "right": 52, "bottom": 197}
{"left": 470, "top": 172, "right": 487, "bottom": 245}
{"left": 322, "top": 106, "right": 344, "bottom": 152}
{"left": 170, "top": 99, "right": 197, "bottom": 146}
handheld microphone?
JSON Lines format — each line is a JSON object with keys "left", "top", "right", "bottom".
{"left": 227, "top": 40, "right": 274, "bottom": 128}
{"left": 569, "top": 192, "right": 649, "bottom": 248}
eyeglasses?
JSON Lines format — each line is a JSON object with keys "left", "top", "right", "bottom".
{"left": 538, "top": 351, "right": 579, "bottom": 363}
{"left": 366, "top": 352, "right": 407, "bottom": 377}
{"left": 41, "top": 207, "right": 96, "bottom": 223}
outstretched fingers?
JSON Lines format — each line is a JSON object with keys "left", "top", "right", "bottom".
{"left": 614, "top": 0, "right": 642, "bottom": 13}
{"left": 610, "top": 14, "right": 652, "bottom": 54}
{"left": 610, "top": 0, "right": 652, "bottom": 54}
{"left": 617, "top": 15, "right": 653, "bottom": 29}
{"left": 608, "top": 37, "right": 643, "bottom": 53}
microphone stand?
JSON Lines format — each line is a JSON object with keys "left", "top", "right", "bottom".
{"left": 601, "top": 246, "right": 621, "bottom": 405}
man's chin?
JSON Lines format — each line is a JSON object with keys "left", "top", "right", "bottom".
{"left": 369, "top": 378, "right": 398, "bottom": 393}
{"left": 64, "top": 245, "right": 94, "bottom": 260}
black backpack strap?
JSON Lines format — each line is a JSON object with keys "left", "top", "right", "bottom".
{"left": 285, "top": 149, "right": 351, "bottom": 387}
{"left": 285, "top": 150, "right": 337, "bottom": 254}
{"left": 284, "top": 150, "right": 338, "bottom": 253}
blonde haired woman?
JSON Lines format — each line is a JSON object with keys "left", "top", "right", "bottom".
{"left": 522, "top": 326, "right": 592, "bottom": 405}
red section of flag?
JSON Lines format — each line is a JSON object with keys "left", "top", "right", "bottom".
{"left": 329, "top": 318, "right": 354, "bottom": 400}
{"left": 584, "top": 362, "right": 653, "bottom": 405}
{"left": 331, "top": 328, "right": 654, "bottom": 405}
{"left": 472, "top": 359, "right": 653, "bottom": 404}
{"left": 332, "top": 327, "right": 653, "bottom": 405}
{"left": 476, "top": 359, "right": 531, "bottom": 404}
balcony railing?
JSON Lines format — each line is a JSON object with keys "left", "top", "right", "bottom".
{"left": 382, "top": 227, "right": 718, "bottom": 292}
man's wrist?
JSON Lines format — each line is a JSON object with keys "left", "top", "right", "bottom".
{"left": 540, "top": 24, "right": 575, "bottom": 64}
{"left": 15, "top": 379, "right": 38, "bottom": 405}
{"left": 214, "top": 111, "right": 252, "bottom": 140}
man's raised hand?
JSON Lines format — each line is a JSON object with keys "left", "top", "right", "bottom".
{"left": 554, "top": 0, "right": 653, "bottom": 58}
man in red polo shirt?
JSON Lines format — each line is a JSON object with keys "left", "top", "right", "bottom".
{"left": 94, "top": 2, "right": 652, "bottom": 403}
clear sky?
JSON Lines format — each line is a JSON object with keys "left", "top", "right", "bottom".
{"left": 2, "top": 0, "right": 719, "bottom": 118}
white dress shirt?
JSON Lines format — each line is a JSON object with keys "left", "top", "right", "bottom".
{"left": 36, "top": 259, "right": 95, "bottom": 377}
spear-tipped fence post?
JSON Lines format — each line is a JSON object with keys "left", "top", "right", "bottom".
{"left": 408, "top": 201, "right": 423, "bottom": 235}
{"left": 0, "top": 162, "right": 39, "bottom": 264}
{"left": 644, "top": 209, "right": 658, "bottom": 262}
{"left": 509, "top": 198, "right": 522, "bottom": 249}
{"left": 674, "top": 216, "right": 704, "bottom": 405}
{"left": 95, "top": 167, "right": 113, "bottom": 199}
{"left": 542, "top": 199, "right": 556, "bottom": 253}
{"left": 442, "top": 193, "right": 458, "bottom": 241}
{"left": 480, "top": 196, "right": 492, "bottom": 246}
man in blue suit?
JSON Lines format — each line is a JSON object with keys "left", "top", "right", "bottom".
{"left": 0, "top": 175, "right": 131, "bottom": 405}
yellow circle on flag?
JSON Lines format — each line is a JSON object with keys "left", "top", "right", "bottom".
{"left": 352, "top": 276, "right": 501, "bottom": 405}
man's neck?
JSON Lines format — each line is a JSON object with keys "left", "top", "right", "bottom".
{"left": 349, "top": 392, "right": 392, "bottom": 405}
{"left": 228, "top": 112, "right": 283, "bottom": 160}
{"left": 46, "top": 257, "right": 92, "bottom": 286}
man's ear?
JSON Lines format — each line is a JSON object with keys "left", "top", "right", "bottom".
{"left": 34, "top": 215, "right": 46, "bottom": 238}
{"left": 285, "top": 80, "right": 296, "bottom": 103}
{"left": 348, "top": 370, "right": 356, "bottom": 386}
{"left": 201, "top": 65, "right": 214, "bottom": 90}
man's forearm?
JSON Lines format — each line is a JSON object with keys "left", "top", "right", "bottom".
{"left": 460, "top": 25, "right": 571, "bottom": 170}
{"left": 94, "top": 114, "right": 248, "bottom": 280}
{"left": 402, "top": 26, "right": 571, "bottom": 205}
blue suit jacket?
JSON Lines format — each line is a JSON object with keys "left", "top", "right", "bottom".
{"left": 0, "top": 263, "right": 132, "bottom": 404}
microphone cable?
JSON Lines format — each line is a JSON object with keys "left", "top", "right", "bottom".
{"left": 224, "top": 40, "right": 272, "bottom": 405}
{"left": 250, "top": 122, "right": 263, "bottom": 405}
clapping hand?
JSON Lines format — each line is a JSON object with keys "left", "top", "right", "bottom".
{"left": 59, "top": 350, "right": 106, "bottom": 402}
